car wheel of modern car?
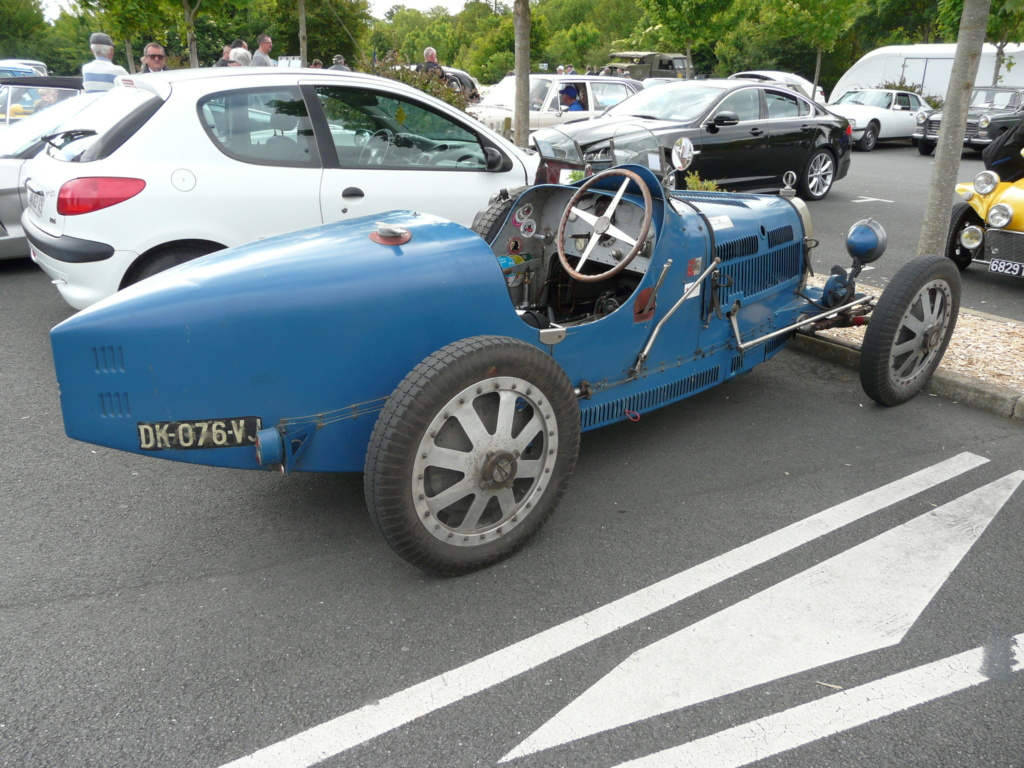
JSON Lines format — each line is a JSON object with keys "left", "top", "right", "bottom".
{"left": 860, "top": 255, "right": 960, "bottom": 406}
{"left": 364, "top": 335, "right": 580, "bottom": 575}
{"left": 470, "top": 186, "right": 528, "bottom": 243}
{"left": 797, "top": 148, "right": 835, "bottom": 200}
{"left": 917, "top": 140, "right": 935, "bottom": 156}
{"left": 856, "top": 123, "right": 878, "bottom": 151}
{"left": 944, "top": 201, "right": 983, "bottom": 271}
{"left": 123, "top": 245, "right": 220, "bottom": 287}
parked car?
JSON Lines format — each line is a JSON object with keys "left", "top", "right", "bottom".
{"left": 606, "top": 51, "right": 687, "bottom": 80}
{"left": 728, "top": 70, "right": 826, "bottom": 103}
{"left": 0, "top": 59, "right": 48, "bottom": 76}
{"left": 410, "top": 64, "right": 481, "bottom": 102}
{"left": 0, "top": 76, "right": 83, "bottom": 127}
{"left": 828, "top": 89, "right": 928, "bottom": 151}
{"left": 0, "top": 64, "right": 35, "bottom": 79}
{"left": 467, "top": 74, "right": 643, "bottom": 137}
{"left": 49, "top": 160, "right": 959, "bottom": 575}
{"left": 23, "top": 68, "right": 539, "bottom": 309}
{"left": 914, "top": 85, "right": 1024, "bottom": 155}
{"left": 531, "top": 79, "right": 851, "bottom": 200}
{"left": 0, "top": 91, "right": 99, "bottom": 260}
{"left": 945, "top": 165, "right": 1024, "bottom": 278}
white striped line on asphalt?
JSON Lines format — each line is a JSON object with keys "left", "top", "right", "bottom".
{"left": 217, "top": 452, "right": 988, "bottom": 768}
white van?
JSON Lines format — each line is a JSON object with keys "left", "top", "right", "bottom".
{"left": 829, "top": 44, "right": 1024, "bottom": 104}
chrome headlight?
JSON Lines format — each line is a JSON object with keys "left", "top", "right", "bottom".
{"left": 979, "top": 114, "right": 991, "bottom": 128}
{"left": 960, "top": 189, "right": 974, "bottom": 202}
{"left": 974, "top": 170, "right": 1000, "bottom": 195}
{"left": 916, "top": 111, "right": 928, "bottom": 125}
{"left": 959, "top": 225, "right": 983, "bottom": 249}
{"left": 988, "top": 203, "right": 1013, "bottom": 228}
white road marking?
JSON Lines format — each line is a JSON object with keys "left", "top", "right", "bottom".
{"left": 216, "top": 452, "right": 987, "bottom": 768}
{"left": 852, "top": 195, "right": 895, "bottom": 203}
{"left": 610, "top": 631, "right": 1024, "bottom": 768}
{"left": 502, "top": 471, "right": 1022, "bottom": 760}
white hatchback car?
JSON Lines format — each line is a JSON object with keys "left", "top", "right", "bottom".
{"left": 728, "top": 70, "right": 826, "bottom": 103}
{"left": 23, "top": 68, "right": 539, "bottom": 309}
{"left": 467, "top": 74, "right": 643, "bottom": 137}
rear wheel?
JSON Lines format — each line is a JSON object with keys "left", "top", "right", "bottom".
{"left": 123, "top": 245, "right": 220, "bottom": 287}
{"left": 944, "top": 201, "right": 983, "bottom": 271}
{"left": 365, "top": 336, "right": 580, "bottom": 575}
{"left": 855, "top": 123, "right": 879, "bottom": 151}
{"left": 798, "top": 148, "right": 835, "bottom": 200}
{"left": 860, "top": 255, "right": 960, "bottom": 406}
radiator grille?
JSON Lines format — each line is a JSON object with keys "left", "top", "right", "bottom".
{"left": 98, "top": 392, "right": 131, "bottom": 418}
{"left": 716, "top": 234, "right": 759, "bottom": 262}
{"left": 767, "top": 225, "right": 794, "bottom": 248}
{"left": 581, "top": 366, "right": 721, "bottom": 429}
{"left": 985, "top": 229, "right": 1024, "bottom": 263}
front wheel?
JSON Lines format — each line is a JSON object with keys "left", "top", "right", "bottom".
{"left": 944, "top": 201, "right": 983, "bottom": 270}
{"left": 798, "top": 148, "right": 836, "bottom": 200}
{"left": 918, "top": 140, "right": 935, "bottom": 156}
{"left": 365, "top": 336, "right": 581, "bottom": 575}
{"left": 855, "top": 123, "right": 878, "bottom": 151}
{"left": 860, "top": 255, "right": 960, "bottom": 406}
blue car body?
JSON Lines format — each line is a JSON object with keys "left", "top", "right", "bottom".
{"left": 49, "top": 165, "right": 957, "bottom": 573}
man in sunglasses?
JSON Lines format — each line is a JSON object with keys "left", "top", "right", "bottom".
{"left": 139, "top": 42, "right": 170, "bottom": 73}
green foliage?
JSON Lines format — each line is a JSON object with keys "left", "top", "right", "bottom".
{"left": 0, "top": 0, "right": 48, "bottom": 59}
{"left": 684, "top": 171, "right": 720, "bottom": 191}
{"left": 360, "top": 50, "right": 469, "bottom": 111}
{"left": 875, "top": 78, "right": 944, "bottom": 108}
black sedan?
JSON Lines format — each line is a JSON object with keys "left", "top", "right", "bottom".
{"left": 532, "top": 78, "right": 852, "bottom": 200}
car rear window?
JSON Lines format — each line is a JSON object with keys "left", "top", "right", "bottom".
{"left": 44, "top": 87, "right": 161, "bottom": 162}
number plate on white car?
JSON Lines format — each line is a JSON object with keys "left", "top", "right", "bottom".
{"left": 988, "top": 258, "right": 1024, "bottom": 278}
{"left": 138, "top": 417, "right": 262, "bottom": 451}
{"left": 28, "top": 189, "right": 44, "bottom": 217}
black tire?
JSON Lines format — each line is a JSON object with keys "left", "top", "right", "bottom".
{"left": 797, "top": 147, "right": 836, "bottom": 200}
{"left": 364, "top": 336, "right": 580, "bottom": 575}
{"left": 123, "top": 245, "right": 220, "bottom": 287}
{"left": 470, "top": 186, "right": 528, "bottom": 243}
{"left": 855, "top": 123, "right": 879, "bottom": 151}
{"left": 944, "top": 201, "right": 983, "bottom": 271}
{"left": 918, "top": 140, "right": 935, "bottom": 156}
{"left": 860, "top": 255, "right": 960, "bottom": 406}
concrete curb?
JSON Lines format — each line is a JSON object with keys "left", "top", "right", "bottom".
{"left": 789, "top": 333, "right": 1024, "bottom": 422}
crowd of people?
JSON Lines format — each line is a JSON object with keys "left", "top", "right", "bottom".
{"left": 80, "top": 29, "right": 355, "bottom": 87}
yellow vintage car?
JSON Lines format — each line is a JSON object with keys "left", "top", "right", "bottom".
{"left": 947, "top": 166, "right": 1024, "bottom": 278}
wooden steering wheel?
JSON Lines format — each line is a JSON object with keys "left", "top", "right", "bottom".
{"left": 556, "top": 168, "right": 653, "bottom": 283}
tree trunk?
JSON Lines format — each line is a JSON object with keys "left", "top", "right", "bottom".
{"left": 992, "top": 42, "right": 1005, "bottom": 86}
{"left": 298, "top": 0, "right": 308, "bottom": 66}
{"left": 685, "top": 42, "right": 693, "bottom": 79}
{"left": 812, "top": 47, "right": 822, "bottom": 100}
{"left": 917, "top": 0, "right": 992, "bottom": 256}
{"left": 182, "top": 0, "right": 199, "bottom": 69}
{"left": 124, "top": 41, "right": 135, "bottom": 74}
{"left": 513, "top": 0, "right": 530, "bottom": 149}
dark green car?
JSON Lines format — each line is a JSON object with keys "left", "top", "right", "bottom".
{"left": 913, "top": 86, "right": 1024, "bottom": 155}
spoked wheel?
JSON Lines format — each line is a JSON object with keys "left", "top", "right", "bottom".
{"left": 944, "top": 201, "right": 983, "bottom": 270}
{"left": 798, "top": 148, "right": 835, "bottom": 200}
{"left": 860, "top": 255, "right": 960, "bottom": 406}
{"left": 365, "top": 336, "right": 580, "bottom": 575}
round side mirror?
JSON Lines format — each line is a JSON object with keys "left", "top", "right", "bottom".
{"left": 670, "top": 136, "right": 695, "bottom": 172}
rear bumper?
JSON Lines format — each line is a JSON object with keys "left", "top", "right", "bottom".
{"left": 22, "top": 213, "right": 114, "bottom": 263}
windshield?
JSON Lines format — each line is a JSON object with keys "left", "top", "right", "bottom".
{"left": 479, "top": 76, "right": 554, "bottom": 112}
{"left": 835, "top": 90, "right": 893, "bottom": 109}
{"left": 0, "top": 93, "right": 100, "bottom": 158}
{"left": 970, "top": 88, "right": 1021, "bottom": 109}
{"left": 45, "top": 86, "right": 159, "bottom": 161}
{"left": 605, "top": 82, "right": 724, "bottom": 121}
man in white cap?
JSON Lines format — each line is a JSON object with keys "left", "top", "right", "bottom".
{"left": 329, "top": 54, "right": 350, "bottom": 71}
{"left": 82, "top": 32, "right": 128, "bottom": 92}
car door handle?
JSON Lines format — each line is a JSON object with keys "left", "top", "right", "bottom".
{"left": 342, "top": 187, "right": 364, "bottom": 200}
{"left": 749, "top": 128, "right": 764, "bottom": 136}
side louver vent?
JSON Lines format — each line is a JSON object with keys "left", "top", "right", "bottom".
{"left": 767, "top": 225, "right": 794, "bottom": 248}
{"left": 721, "top": 243, "right": 802, "bottom": 303}
{"left": 581, "top": 367, "right": 721, "bottom": 429}
{"left": 98, "top": 392, "right": 131, "bottom": 418}
{"left": 93, "top": 346, "right": 125, "bottom": 373}
{"left": 715, "top": 234, "right": 759, "bottom": 262}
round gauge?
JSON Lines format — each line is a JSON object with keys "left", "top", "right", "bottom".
{"left": 520, "top": 219, "right": 537, "bottom": 237}
{"left": 513, "top": 203, "right": 534, "bottom": 226}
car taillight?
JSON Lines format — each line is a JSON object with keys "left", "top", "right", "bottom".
{"left": 845, "top": 123, "right": 853, "bottom": 136}
{"left": 57, "top": 177, "right": 146, "bottom": 215}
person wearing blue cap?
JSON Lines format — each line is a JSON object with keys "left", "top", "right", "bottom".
{"left": 82, "top": 32, "right": 128, "bottom": 92}
{"left": 559, "top": 85, "right": 583, "bottom": 111}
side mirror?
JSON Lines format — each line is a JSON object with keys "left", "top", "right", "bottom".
{"left": 484, "top": 146, "right": 505, "bottom": 172}
{"left": 670, "top": 136, "right": 696, "bottom": 172}
{"left": 712, "top": 111, "right": 740, "bottom": 127}
{"left": 893, "top": 104, "right": 903, "bottom": 110}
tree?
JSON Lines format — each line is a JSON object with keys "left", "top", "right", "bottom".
{"left": 513, "top": 0, "right": 529, "bottom": 147}
{"left": 638, "top": 0, "right": 733, "bottom": 79}
{"left": 0, "top": 0, "right": 48, "bottom": 59}
{"left": 939, "top": 0, "right": 1024, "bottom": 85}
{"left": 918, "top": 0, "right": 992, "bottom": 256}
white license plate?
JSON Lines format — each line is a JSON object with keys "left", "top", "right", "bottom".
{"left": 28, "top": 189, "right": 44, "bottom": 217}
{"left": 988, "top": 258, "right": 1024, "bottom": 278}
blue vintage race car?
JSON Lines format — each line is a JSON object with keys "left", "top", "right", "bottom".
{"left": 50, "top": 162, "right": 961, "bottom": 575}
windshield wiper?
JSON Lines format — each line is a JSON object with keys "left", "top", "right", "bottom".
{"left": 41, "top": 128, "right": 97, "bottom": 149}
